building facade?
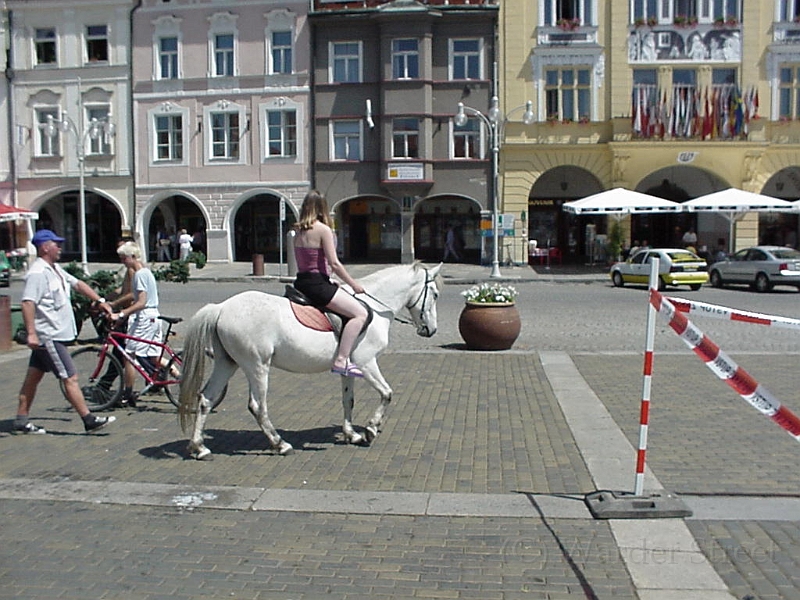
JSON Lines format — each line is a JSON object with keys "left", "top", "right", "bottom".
{"left": 6, "top": 0, "right": 135, "bottom": 262}
{"left": 3, "top": 1, "right": 800, "bottom": 266}
{"left": 131, "top": 0, "right": 311, "bottom": 263}
{"left": 310, "top": 0, "right": 497, "bottom": 265}
{"left": 499, "top": 1, "right": 800, "bottom": 265}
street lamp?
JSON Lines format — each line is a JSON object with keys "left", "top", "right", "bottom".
{"left": 455, "top": 96, "right": 533, "bottom": 278}
{"left": 46, "top": 112, "right": 115, "bottom": 273}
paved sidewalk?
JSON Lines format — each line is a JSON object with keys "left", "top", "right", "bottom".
{"left": 66, "top": 258, "right": 610, "bottom": 285}
{"left": 1, "top": 262, "right": 799, "bottom": 599}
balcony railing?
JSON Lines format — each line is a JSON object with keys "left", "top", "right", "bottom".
{"left": 537, "top": 24, "right": 599, "bottom": 46}
{"left": 312, "top": 0, "right": 496, "bottom": 10}
{"left": 773, "top": 20, "right": 800, "bottom": 43}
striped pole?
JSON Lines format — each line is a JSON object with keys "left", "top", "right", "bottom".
{"left": 650, "top": 289, "right": 800, "bottom": 440}
{"left": 634, "top": 257, "right": 660, "bottom": 496}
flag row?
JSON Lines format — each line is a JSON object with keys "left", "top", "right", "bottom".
{"left": 632, "top": 84, "right": 759, "bottom": 140}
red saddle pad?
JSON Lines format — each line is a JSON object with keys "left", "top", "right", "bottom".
{"left": 289, "top": 302, "right": 334, "bottom": 332}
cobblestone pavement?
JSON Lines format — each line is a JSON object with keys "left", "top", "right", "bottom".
{"left": 0, "top": 500, "right": 638, "bottom": 600}
{"left": 2, "top": 262, "right": 800, "bottom": 598}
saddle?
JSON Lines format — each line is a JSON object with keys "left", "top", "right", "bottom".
{"left": 284, "top": 285, "right": 373, "bottom": 336}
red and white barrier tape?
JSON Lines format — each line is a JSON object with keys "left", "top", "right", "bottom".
{"left": 650, "top": 288, "right": 800, "bottom": 441}
{"left": 666, "top": 296, "right": 800, "bottom": 330}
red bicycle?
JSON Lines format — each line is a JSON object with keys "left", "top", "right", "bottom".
{"left": 62, "top": 315, "right": 184, "bottom": 411}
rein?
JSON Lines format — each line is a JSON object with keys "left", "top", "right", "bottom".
{"left": 361, "top": 267, "right": 434, "bottom": 327}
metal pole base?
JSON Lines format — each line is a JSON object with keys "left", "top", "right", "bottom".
{"left": 585, "top": 490, "right": 692, "bottom": 520}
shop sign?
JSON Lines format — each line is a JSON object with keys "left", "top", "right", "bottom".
{"left": 387, "top": 163, "right": 424, "bottom": 180}
{"left": 480, "top": 214, "right": 515, "bottom": 237}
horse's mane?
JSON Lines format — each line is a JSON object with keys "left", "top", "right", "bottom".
{"left": 360, "top": 261, "right": 442, "bottom": 291}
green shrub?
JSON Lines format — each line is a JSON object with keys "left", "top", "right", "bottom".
{"left": 63, "top": 262, "right": 124, "bottom": 336}
{"left": 153, "top": 259, "right": 190, "bottom": 283}
{"left": 606, "top": 222, "right": 624, "bottom": 263}
{"left": 188, "top": 251, "right": 206, "bottom": 269}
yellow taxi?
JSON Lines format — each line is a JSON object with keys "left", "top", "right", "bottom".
{"left": 610, "top": 248, "right": 709, "bottom": 291}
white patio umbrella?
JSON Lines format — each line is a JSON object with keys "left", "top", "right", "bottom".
{"left": 683, "top": 188, "right": 797, "bottom": 252}
{"left": 562, "top": 187, "right": 682, "bottom": 220}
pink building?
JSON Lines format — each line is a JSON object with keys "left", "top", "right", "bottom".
{"left": 131, "top": 0, "right": 311, "bottom": 262}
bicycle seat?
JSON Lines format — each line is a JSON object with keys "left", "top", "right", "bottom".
{"left": 159, "top": 315, "right": 183, "bottom": 325}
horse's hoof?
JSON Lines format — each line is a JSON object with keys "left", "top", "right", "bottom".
{"left": 365, "top": 426, "right": 379, "bottom": 444}
{"left": 193, "top": 447, "right": 213, "bottom": 461}
{"left": 278, "top": 442, "right": 294, "bottom": 455}
{"left": 347, "top": 432, "right": 366, "bottom": 446}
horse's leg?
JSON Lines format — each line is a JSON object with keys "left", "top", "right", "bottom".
{"left": 359, "top": 359, "right": 393, "bottom": 444}
{"left": 340, "top": 376, "right": 365, "bottom": 445}
{"left": 189, "top": 352, "right": 237, "bottom": 461}
{"left": 246, "top": 363, "right": 294, "bottom": 456}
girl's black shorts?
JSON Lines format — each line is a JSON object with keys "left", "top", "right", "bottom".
{"left": 294, "top": 272, "right": 339, "bottom": 307}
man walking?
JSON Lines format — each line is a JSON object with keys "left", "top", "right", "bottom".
{"left": 14, "top": 229, "right": 116, "bottom": 434}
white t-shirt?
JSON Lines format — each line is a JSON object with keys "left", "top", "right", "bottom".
{"left": 22, "top": 258, "right": 79, "bottom": 342}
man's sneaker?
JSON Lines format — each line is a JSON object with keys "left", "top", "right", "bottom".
{"left": 84, "top": 414, "right": 116, "bottom": 433}
{"left": 13, "top": 422, "right": 46, "bottom": 434}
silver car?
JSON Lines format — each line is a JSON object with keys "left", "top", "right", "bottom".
{"left": 709, "top": 245, "right": 800, "bottom": 292}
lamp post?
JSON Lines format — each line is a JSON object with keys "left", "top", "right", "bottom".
{"left": 46, "top": 112, "right": 115, "bottom": 273}
{"left": 455, "top": 96, "right": 533, "bottom": 278}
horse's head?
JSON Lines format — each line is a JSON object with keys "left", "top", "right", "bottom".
{"left": 406, "top": 262, "right": 442, "bottom": 337}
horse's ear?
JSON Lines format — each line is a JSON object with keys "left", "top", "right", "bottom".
{"left": 430, "top": 262, "right": 443, "bottom": 276}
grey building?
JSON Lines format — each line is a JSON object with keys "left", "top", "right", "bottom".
{"left": 310, "top": 0, "right": 498, "bottom": 264}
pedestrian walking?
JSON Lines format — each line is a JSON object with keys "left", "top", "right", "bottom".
{"left": 443, "top": 225, "right": 462, "bottom": 262}
{"left": 156, "top": 228, "right": 172, "bottom": 262}
{"left": 178, "top": 229, "right": 193, "bottom": 261}
{"left": 14, "top": 229, "right": 116, "bottom": 434}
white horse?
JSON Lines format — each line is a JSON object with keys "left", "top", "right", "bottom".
{"left": 178, "top": 262, "right": 442, "bottom": 460}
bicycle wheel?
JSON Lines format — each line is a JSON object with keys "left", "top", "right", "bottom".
{"left": 63, "top": 346, "right": 124, "bottom": 412}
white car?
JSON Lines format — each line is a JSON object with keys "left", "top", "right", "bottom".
{"left": 709, "top": 246, "right": 800, "bottom": 292}
{"left": 610, "top": 248, "right": 709, "bottom": 291}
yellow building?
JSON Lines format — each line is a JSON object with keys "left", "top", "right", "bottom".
{"left": 499, "top": 1, "right": 800, "bottom": 264}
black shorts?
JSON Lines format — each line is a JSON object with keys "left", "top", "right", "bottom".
{"left": 294, "top": 272, "right": 339, "bottom": 307}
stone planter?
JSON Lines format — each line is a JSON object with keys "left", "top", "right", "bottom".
{"left": 458, "top": 302, "right": 521, "bottom": 350}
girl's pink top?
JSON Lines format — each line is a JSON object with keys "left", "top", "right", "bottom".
{"left": 295, "top": 246, "right": 330, "bottom": 275}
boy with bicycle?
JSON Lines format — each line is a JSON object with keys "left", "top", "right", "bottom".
{"left": 109, "top": 241, "right": 161, "bottom": 407}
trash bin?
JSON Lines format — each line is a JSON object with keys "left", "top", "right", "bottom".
{"left": 252, "top": 253, "right": 264, "bottom": 276}
{"left": 0, "top": 295, "right": 11, "bottom": 351}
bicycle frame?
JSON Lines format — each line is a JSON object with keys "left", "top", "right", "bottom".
{"left": 90, "top": 324, "right": 181, "bottom": 395}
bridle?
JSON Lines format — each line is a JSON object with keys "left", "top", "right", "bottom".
{"left": 362, "top": 267, "right": 436, "bottom": 327}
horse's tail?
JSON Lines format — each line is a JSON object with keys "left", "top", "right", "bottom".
{"left": 178, "top": 303, "right": 223, "bottom": 433}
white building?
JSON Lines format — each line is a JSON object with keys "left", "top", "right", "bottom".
{"left": 6, "top": 0, "right": 135, "bottom": 261}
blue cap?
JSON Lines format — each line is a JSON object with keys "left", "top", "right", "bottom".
{"left": 32, "top": 229, "right": 65, "bottom": 246}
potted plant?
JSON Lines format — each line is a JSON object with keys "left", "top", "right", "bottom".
{"left": 458, "top": 282, "right": 521, "bottom": 350}
{"left": 606, "top": 222, "right": 624, "bottom": 263}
